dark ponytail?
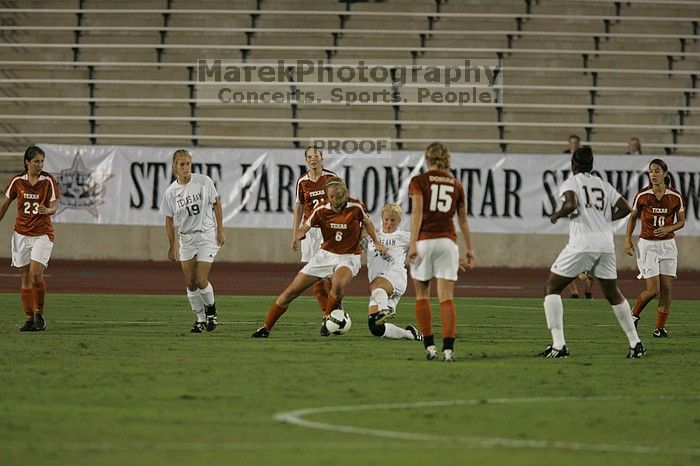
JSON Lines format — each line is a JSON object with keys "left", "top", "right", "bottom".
{"left": 649, "top": 158, "right": 671, "bottom": 185}
{"left": 23, "top": 146, "right": 45, "bottom": 173}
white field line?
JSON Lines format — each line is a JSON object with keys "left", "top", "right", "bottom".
{"left": 276, "top": 396, "right": 700, "bottom": 457}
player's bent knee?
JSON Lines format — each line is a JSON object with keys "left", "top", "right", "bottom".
{"left": 367, "top": 314, "right": 385, "bottom": 337}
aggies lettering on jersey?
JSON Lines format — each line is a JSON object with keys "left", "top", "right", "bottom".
{"left": 633, "top": 185, "right": 685, "bottom": 241}
{"left": 4, "top": 171, "right": 60, "bottom": 241}
{"left": 409, "top": 170, "right": 466, "bottom": 241}
{"left": 295, "top": 169, "right": 336, "bottom": 222}
{"left": 306, "top": 197, "right": 367, "bottom": 255}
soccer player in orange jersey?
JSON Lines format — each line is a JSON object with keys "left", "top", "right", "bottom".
{"left": 624, "top": 158, "right": 685, "bottom": 338}
{"left": 408, "top": 143, "right": 476, "bottom": 362}
{"left": 252, "top": 177, "right": 387, "bottom": 338}
{"left": 0, "top": 146, "right": 61, "bottom": 331}
{"left": 291, "top": 146, "right": 336, "bottom": 314}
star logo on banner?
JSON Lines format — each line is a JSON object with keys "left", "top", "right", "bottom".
{"left": 55, "top": 152, "right": 114, "bottom": 217}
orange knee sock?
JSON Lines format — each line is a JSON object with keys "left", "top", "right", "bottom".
{"left": 324, "top": 293, "right": 342, "bottom": 318}
{"left": 312, "top": 280, "right": 329, "bottom": 314}
{"left": 32, "top": 279, "right": 46, "bottom": 315}
{"left": 631, "top": 293, "right": 655, "bottom": 317}
{"left": 20, "top": 288, "right": 35, "bottom": 320}
{"left": 439, "top": 300, "right": 457, "bottom": 338}
{"left": 415, "top": 299, "right": 432, "bottom": 338}
{"left": 655, "top": 307, "right": 670, "bottom": 330}
{"left": 263, "top": 303, "right": 287, "bottom": 331}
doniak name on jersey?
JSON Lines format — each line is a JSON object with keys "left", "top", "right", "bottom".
{"left": 428, "top": 175, "right": 455, "bottom": 184}
{"left": 330, "top": 223, "right": 347, "bottom": 229}
{"left": 176, "top": 193, "right": 203, "bottom": 207}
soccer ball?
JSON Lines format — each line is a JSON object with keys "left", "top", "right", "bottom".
{"left": 325, "top": 309, "right": 352, "bottom": 335}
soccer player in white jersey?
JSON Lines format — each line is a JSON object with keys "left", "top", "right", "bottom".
{"left": 364, "top": 203, "right": 422, "bottom": 341}
{"left": 160, "top": 150, "right": 225, "bottom": 333}
{"left": 542, "top": 146, "right": 646, "bottom": 359}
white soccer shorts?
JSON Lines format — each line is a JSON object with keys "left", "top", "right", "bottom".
{"left": 550, "top": 246, "right": 617, "bottom": 280}
{"left": 300, "top": 227, "right": 323, "bottom": 262}
{"left": 635, "top": 237, "right": 678, "bottom": 279}
{"left": 178, "top": 229, "right": 220, "bottom": 263}
{"left": 409, "top": 237, "right": 459, "bottom": 282}
{"left": 368, "top": 267, "right": 407, "bottom": 310}
{"left": 300, "top": 249, "right": 361, "bottom": 278}
{"left": 11, "top": 232, "right": 54, "bottom": 268}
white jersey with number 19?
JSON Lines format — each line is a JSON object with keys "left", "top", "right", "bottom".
{"left": 559, "top": 172, "right": 622, "bottom": 253}
{"left": 160, "top": 173, "right": 219, "bottom": 234}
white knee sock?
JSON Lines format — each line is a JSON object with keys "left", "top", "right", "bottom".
{"left": 199, "top": 283, "right": 215, "bottom": 306}
{"left": 612, "top": 300, "right": 641, "bottom": 347}
{"left": 371, "top": 288, "right": 389, "bottom": 310}
{"left": 187, "top": 288, "right": 205, "bottom": 321}
{"left": 544, "top": 294, "right": 566, "bottom": 349}
{"left": 382, "top": 323, "right": 410, "bottom": 339}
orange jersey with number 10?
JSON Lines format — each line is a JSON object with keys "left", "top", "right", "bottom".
{"left": 632, "top": 185, "right": 684, "bottom": 241}
{"left": 4, "top": 171, "right": 61, "bottom": 241}
{"left": 409, "top": 170, "right": 466, "bottom": 242}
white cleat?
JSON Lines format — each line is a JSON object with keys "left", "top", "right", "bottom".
{"left": 443, "top": 349, "right": 455, "bottom": 362}
{"left": 425, "top": 345, "right": 438, "bottom": 360}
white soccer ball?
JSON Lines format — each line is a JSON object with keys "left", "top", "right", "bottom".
{"left": 325, "top": 309, "right": 352, "bottom": 335}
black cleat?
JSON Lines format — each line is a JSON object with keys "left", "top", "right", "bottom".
{"left": 190, "top": 321, "right": 206, "bottom": 333}
{"left": 627, "top": 341, "right": 646, "bottom": 359}
{"left": 251, "top": 326, "right": 270, "bottom": 338}
{"left": 570, "top": 293, "right": 579, "bottom": 299}
{"left": 632, "top": 315, "right": 640, "bottom": 329}
{"left": 405, "top": 325, "right": 423, "bottom": 341}
{"left": 539, "top": 345, "right": 569, "bottom": 358}
{"left": 653, "top": 327, "right": 669, "bottom": 338}
{"left": 584, "top": 292, "right": 592, "bottom": 299}
{"left": 19, "top": 320, "right": 37, "bottom": 332}
{"left": 374, "top": 307, "right": 396, "bottom": 325}
{"left": 320, "top": 319, "right": 330, "bottom": 337}
{"left": 35, "top": 314, "right": 46, "bottom": 331}
{"left": 204, "top": 304, "right": 217, "bottom": 332}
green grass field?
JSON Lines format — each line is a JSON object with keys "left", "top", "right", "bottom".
{"left": 1, "top": 294, "right": 698, "bottom": 466}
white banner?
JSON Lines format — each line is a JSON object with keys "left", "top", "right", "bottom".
{"left": 40, "top": 144, "right": 700, "bottom": 236}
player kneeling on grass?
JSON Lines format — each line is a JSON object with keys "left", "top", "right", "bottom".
{"left": 160, "top": 150, "right": 225, "bottom": 333}
{"left": 542, "top": 146, "right": 645, "bottom": 359}
{"left": 252, "top": 177, "right": 387, "bottom": 338}
{"left": 364, "top": 203, "right": 422, "bottom": 341}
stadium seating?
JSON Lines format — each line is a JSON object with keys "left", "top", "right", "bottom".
{"left": 0, "top": 0, "right": 698, "bottom": 171}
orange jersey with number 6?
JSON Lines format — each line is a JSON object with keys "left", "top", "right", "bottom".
{"left": 632, "top": 185, "right": 684, "bottom": 241}
{"left": 306, "top": 198, "right": 367, "bottom": 255}
{"left": 4, "top": 171, "right": 61, "bottom": 241}
{"left": 409, "top": 170, "right": 465, "bottom": 241}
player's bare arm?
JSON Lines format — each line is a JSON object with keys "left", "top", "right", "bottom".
{"left": 36, "top": 200, "right": 57, "bottom": 216}
{"left": 408, "top": 193, "right": 424, "bottom": 261}
{"left": 165, "top": 216, "right": 178, "bottom": 262}
{"left": 363, "top": 215, "right": 387, "bottom": 256}
{"left": 213, "top": 196, "right": 225, "bottom": 246}
{"left": 550, "top": 191, "right": 577, "bottom": 224}
{"left": 611, "top": 196, "right": 632, "bottom": 222}
{"left": 624, "top": 209, "right": 639, "bottom": 256}
{"left": 0, "top": 196, "right": 11, "bottom": 222}
{"left": 296, "top": 221, "right": 311, "bottom": 241}
{"left": 653, "top": 210, "right": 685, "bottom": 238}
{"left": 291, "top": 202, "right": 303, "bottom": 251}
{"left": 457, "top": 202, "right": 476, "bottom": 270}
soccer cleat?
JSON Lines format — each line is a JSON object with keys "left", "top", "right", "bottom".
{"left": 653, "top": 327, "right": 669, "bottom": 338}
{"left": 443, "top": 349, "right": 455, "bottom": 362}
{"left": 34, "top": 314, "right": 46, "bottom": 331}
{"left": 190, "top": 321, "right": 206, "bottom": 333}
{"left": 19, "top": 320, "right": 37, "bottom": 332}
{"left": 570, "top": 293, "right": 579, "bottom": 299}
{"left": 251, "top": 326, "right": 270, "bottom": 338}
{"left": 405, "top": 325, "right": 423, "bottom": 341}
{"left": 584, "top": 292, "right": 592, "bottom": 300}
{"left": 425, "top": 345, "right": 438, "bottom": 360}
{"left": 632, "top": 315, "right": 640, "bottom": 329}
{"left": 204, "top": 304, "right": 217, "bottom": 332}
{"left": 539, "top": 345, "right": 570, "bottom": 358}
{"left": 320, "top": 319, "right": 330, "bottom": 337}
{"left": 627, "top": 341, "right": 646, "bottom": 359}
{"left": 374, "top": 307, "right": 396, "bottom": 325}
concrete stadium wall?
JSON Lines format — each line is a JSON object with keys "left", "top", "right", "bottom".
{"left": 1, "top": 219, "right": 698, "bottom": 271}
